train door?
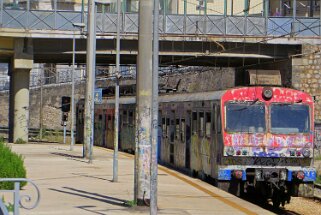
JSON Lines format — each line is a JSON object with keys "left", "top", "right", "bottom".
{"left": 106, "top": 109, "right": 114, "bottom": 149}
{"left": 169, "top": 110, "right": 175, "bottom": 164}
{"left": 158, "top": 111, "right": 162, "bottom": 161}
{"left": 185, "top": 111, "right": 191, "bottom": 169}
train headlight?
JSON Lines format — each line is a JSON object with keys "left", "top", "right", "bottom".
{"left": 264, "top": 171, "right": 271, "bottom": 180}
{"left": 296, "top": 171, "right": 305, "bottom": 180}
{"left": 255, "top": 170, "right": 262, "bottom": 180}
{"left": 303, "top": 149, "right": 311, "bottom": 158}
{"left": 226, "top": 147, "right": 235, "bottom": 156}
{"left": 262, "top": 87, "right": 273, "bottom": 100}
{"left": 233, "top": 170, "right": 243, "bottom": 180}
{"left": 289, "top": 149, "right": 295, "bottom": 156}
{"left": 280, "top": 170, "right": 287, "bottom": 181}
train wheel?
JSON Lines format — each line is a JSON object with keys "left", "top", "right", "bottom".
{"left": 272, "top": 193, "right": 280, "bottom": 208}
{"left": 217, "top": 181, "right": 230, "bottom": 193}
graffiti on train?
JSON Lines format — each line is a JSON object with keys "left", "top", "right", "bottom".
{"left": 224, "top": 133, "right": 312, "bottom": 157}
{"left": 222, "top": 156, "right": 311, "bottom": 167}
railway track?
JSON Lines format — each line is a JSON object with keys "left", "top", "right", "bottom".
{"left": 314, "top": 183, "right": 321, "bottom": 200}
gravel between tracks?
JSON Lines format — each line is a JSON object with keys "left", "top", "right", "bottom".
{"left": 283, "top": 197, "right": 321, "bottom": 215}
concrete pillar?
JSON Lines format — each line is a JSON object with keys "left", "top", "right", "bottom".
{"left": 135, "top": 0, "right": 153, "bottom": 206}
{"left": 11, "top": 69, "right": 30, "bottom": 143}
{"left": 9, "top": 38, "right": 33, "bottom": 143}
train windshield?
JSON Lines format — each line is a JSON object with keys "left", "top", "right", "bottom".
{"left": 225, "top": 103, "right": 265, "bottom": 133}
{"left": 270, "top": 104, "right": 310, "bottom": 134}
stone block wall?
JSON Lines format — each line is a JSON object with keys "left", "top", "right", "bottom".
{"left": 159, "top": 67, "right": 235, "bottom": 93}
{"left": 292, "top": 44, "right": 321, "bottom": 122}
{"left": 0, "top": 82, "right": 86, "bottom": 131}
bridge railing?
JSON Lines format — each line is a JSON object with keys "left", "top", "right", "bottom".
{"left": 0, "top": 178, "right": 40, "bottom": 215}
{"left": 0, "top": 8, "right": 320, "bottom": 37}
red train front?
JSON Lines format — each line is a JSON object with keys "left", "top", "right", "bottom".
{"left": 218, "top": 86, "right": 316, "bottom": 207}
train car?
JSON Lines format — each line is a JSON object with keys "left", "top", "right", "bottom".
{"left": 76, "top": 86, "right": 316, "bottom": 207}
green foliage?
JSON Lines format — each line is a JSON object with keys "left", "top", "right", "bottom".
{"left": 0, "top": 136, "right": 4, "bottom": 143}
{"left": 315, "top": 154, "right": 321, "bottom": 161}
{"left": 14, "top": 138, "right": 26, "bottom": 144}
{"left": 316, "top": 174, "right": 321, "bottom": 184}
{"left": 0, "top": 141, "right": 27, "bottom": 189}
{"left": 125, "top": 200, "right": 137, "bottom": 207}
{"left": 1, "top": 197, "right": 14, "bottom": 212}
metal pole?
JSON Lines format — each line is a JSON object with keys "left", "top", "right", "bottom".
{"left": 14, "top": 182, "right": 20, "bottom": 215}
{"left": 63, "top": 123, "right": 66, "bottom": 144}
{"left": 81, "top": 0, "right": 85, "bottom": 28}
{"left": 84, "top": 0, "right": 96, "bottom": 162}
{"left": 151, "top": 0, "right": 159, "bottom": 213}
{"left": 113, "top": 0, "right": 121, "bottom": 183}
{"left": 135, "top": 0, "right": 153, "bottom": 206}
{"left": 293, "top": 0, "right": 297, "bottom": 18}
{"left": 39, "top": 69, "right": 43, "bottom": 141}
{"left": 71, "top": 31, "right": 76, "bottom": 151}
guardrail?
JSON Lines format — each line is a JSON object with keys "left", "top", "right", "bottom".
{"left": 0, "top": 178, "right": 40, "bottom": 215}
{"left": 0, "top": 8, "right": 320, "bottom": 37}
{"left": 0, "top": 127, "right": 72, "bottom": 142}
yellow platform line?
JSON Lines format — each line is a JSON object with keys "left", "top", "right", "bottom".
{"left": 95, "top": 146, "right": 257, "bottom": 215}
{"left": 158, "top": 166, "right": 257, "bottom": 215}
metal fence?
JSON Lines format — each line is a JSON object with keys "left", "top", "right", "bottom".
{"left": 0, "top": 178, "right": 40, "bottom": 215}
{"left": 0, "top": 8, "right": 320, "bottom": 37}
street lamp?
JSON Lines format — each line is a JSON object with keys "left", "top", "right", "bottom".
{"left": 71, "top": 22, "right": 85, "bottom": 151}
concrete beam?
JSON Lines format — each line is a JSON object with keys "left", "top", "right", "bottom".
{"left": 14, "top": 38, "right": 33, "bottom": 70}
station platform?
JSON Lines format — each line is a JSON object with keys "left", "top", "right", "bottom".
{"left": 9, "top": 143, "right": 274, "bottom": 215}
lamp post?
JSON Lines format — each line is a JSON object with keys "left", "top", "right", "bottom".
{"left": 71, "top": 22, "right": 85, "bottom": 151}
{"left": 84, "top": 0, "right": 96, "bottom": 163}
{"left": 112, "top": 0, "right": 121, "bottom": 183}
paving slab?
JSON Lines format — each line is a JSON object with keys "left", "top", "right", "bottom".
{"left": 4, "top": 143, "right": 274, "bottom": 215}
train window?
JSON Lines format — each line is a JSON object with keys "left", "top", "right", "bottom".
{"left": 181, "top": 119, "right": 185, "bottom": 142}
{"left": 123, "top": 110, "right": 128, "bottom": 124}
{"left": 162, "top": 117, "right": 166, "bottom": 137}
{"left": 217, "top": 106, "right": 221, "bottom": 133}
{"left": 170, "top": 113, "right": 175, "bottom": 142}
{"left": 112, "top": 116, "right": 115, "bottom": 130}
{"left": 199, "top": 112, "right": 204, "bottom": 136}
{"left": 226, "top": 103, "right": 265, "bottom": 133}
{"left": 175, "top": 119, "right": 180, "bottom": 140}
{"left": 212, "top": 105, "right": 216, "bottom": 133}
{"left": 205, "top": 112, "right": 211, "bottom": 137}
{"left": 192, "top": 112, "right": 197, "bottom": 134}
{"left": 166, "top": 118, "right": 170, "bottom": 137}
{"left": 128, "top": 110, "right": 134, "bottom": 125}
{"left": 107, "top": 115, "right": 112, "bottom": 130}
{"left": 270, "top": 104, "right": 309, "bottom": 134}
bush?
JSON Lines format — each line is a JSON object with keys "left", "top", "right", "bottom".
{"left": 316, "top": 174, "right": 321, "bottom": 184}
{"left": 0, "top": 141, "right": 27, "bottom": 189}
{"left": 14, "top": 138, "right": 26, "bottom": 144}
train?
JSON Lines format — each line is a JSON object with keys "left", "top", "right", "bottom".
{"left": 76, "top": 86, "right": 316, "bottom": 207}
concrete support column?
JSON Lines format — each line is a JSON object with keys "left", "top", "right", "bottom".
{"left": 135, "top": 0, "right": 153, "bottom": 206}
{"left": 11, "top": 69, "right": 30, "bottom": 143}
{"left": 9, "top": 38, "right": 33, "bottom": 143}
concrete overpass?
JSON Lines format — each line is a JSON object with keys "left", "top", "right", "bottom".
{"left": 1, "top": 6, "right": 321, "bottom": 142}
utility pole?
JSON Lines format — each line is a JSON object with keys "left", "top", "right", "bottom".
{"left": 71, "top": 22, "right": 85, "bottom": 151}
{"left": 113, "top": 0, "right": 121, "bottom": 183}
{"left": 135, "top": 0, "right": 153, "bottom": 206}
{"left": 39, "top": 68, "right": 43, "bottom": 141}
{"left": 71, "top": 31, "right": 76, "bottom": 151}
{"left": 84, "top": 0, "right": 96, "bottom": 162}
{"left": 151, "top": 0, "right": 159, "bottom": 213}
